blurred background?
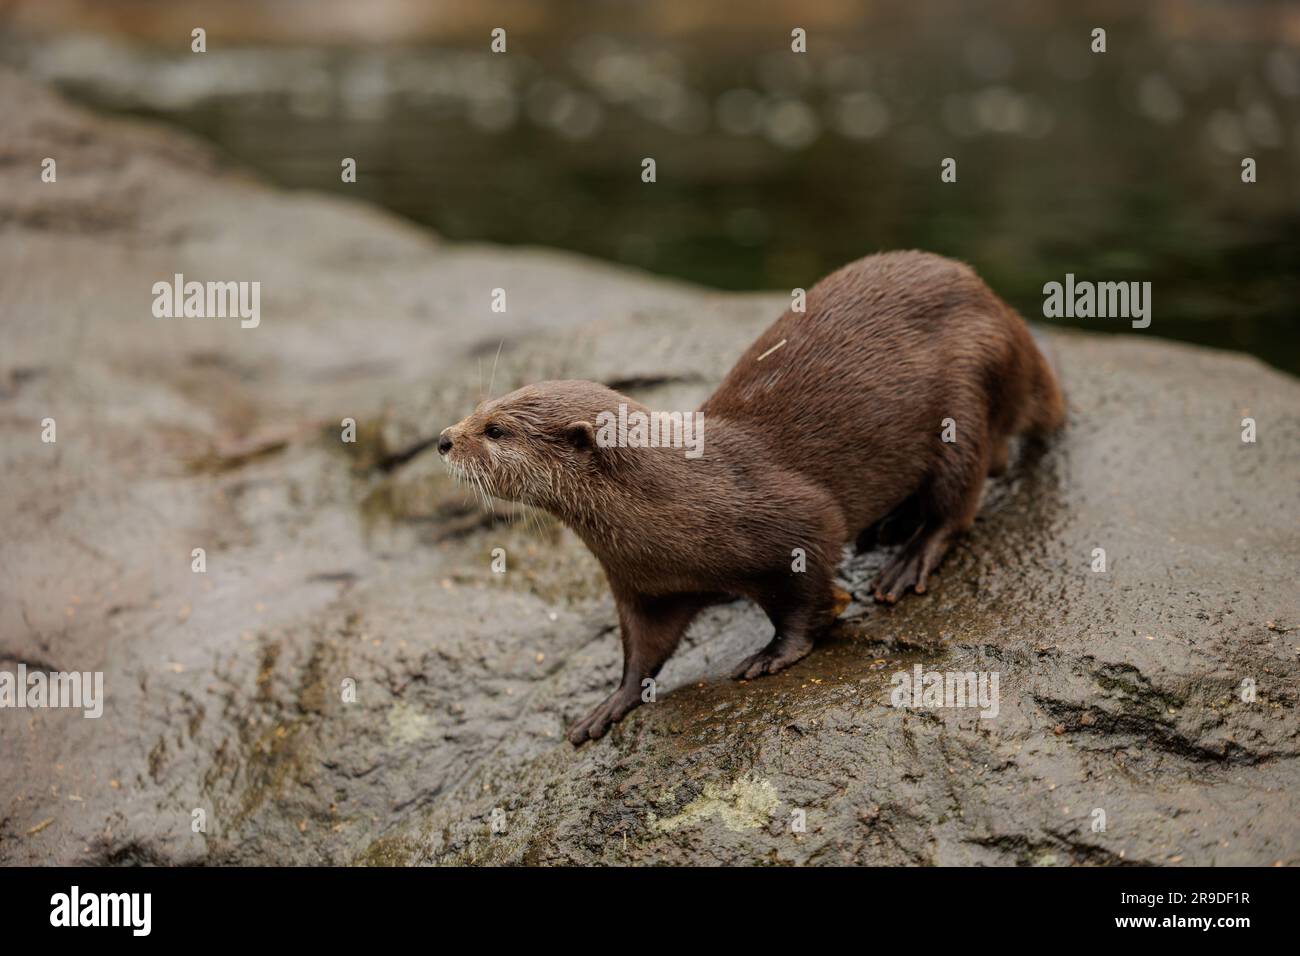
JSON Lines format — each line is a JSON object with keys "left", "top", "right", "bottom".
{"left": 3, "top": 0, "right": 1297, "bottom": 373}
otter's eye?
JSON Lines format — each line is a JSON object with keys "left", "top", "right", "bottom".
{"left": 485, "top": 424, "right": 506, "bottom": 440}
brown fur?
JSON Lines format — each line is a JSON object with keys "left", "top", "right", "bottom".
{"left": 440, "top": 251, "right": 1065, "bottom": 744}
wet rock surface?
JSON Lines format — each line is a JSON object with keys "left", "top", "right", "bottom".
{"left": 2, "top": 71, "right": 1297, "bottom": 866}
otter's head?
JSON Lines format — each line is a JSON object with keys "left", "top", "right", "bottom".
{"left": 438, "top": 380, "right": 626, "bottom": 515}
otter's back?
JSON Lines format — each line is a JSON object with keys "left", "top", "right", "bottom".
{"left": 700, "top": 251, "right": 1035, "bottom": 530}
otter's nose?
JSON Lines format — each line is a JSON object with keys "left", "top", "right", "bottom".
{"left": 437, "top": 430, "right": 453, "bottom": 455}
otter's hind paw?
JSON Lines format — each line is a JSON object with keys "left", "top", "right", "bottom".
{"left": 730, "top": 634, "right": 814, "bottom": 681}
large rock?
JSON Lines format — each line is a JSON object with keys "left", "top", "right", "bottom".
{"left": 2, "top": 70, "right": 1297, "bottom": 866}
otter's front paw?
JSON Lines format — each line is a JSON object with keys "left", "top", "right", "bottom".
{"left": 567, "top": 686, "right": 642, "bottom": 745}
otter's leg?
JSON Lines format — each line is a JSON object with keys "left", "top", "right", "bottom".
{"left": 874, "top": 418, "right": 989, "bottom": 603}
{"left": 731, "top": 569, "right": 837, "bottom": 680}
{"left": 733, "top": 492, "right": 846, "bottom": 679}
{"left": 567, "top": 592, "right": 704, "bottom": 745}
{"left": 855, "top": 492, "right": 925, "bottom": 552}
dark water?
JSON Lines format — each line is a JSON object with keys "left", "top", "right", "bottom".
{"left": 8, "top": 8, "right": 1299, "bottom": 374}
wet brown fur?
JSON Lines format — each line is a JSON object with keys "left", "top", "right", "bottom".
{"left": 440, "top": 251, "right": 1065, "bottom": 744}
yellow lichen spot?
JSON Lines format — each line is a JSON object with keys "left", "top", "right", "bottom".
{"left": 385, "top": 702, "right": 433, "bottom": 745}
{"left": 652, "top": 776, "right": 780, "bottom": 833}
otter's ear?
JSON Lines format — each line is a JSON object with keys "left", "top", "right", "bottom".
{"left": 564, "top": 420, "right": 596, "bottom": 452}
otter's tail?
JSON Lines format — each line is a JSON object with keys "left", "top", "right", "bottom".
{"left": 1024, "top": 324, "right": 1067, "bottom": 436}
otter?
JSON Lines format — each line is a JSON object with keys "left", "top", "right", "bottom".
{"left": 439, "top": 251, "right": 1065, "bottom": 744}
